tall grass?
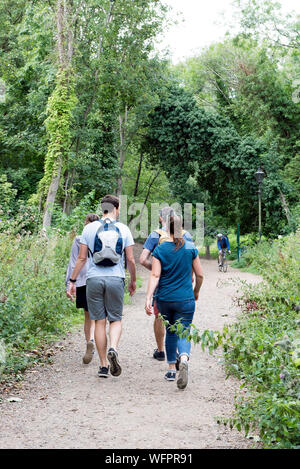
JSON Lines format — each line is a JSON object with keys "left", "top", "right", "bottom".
{"left": 0, "top": 233, "right": 81, "bottom": 382}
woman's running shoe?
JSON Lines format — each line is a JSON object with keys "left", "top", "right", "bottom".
{"left": 164, "top": 370, "right": 176, "bottom": 381}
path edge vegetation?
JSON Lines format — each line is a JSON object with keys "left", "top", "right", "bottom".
{"left": 0, "top": 229, "right": 299, "bottom": 449}
{"left": 166, "top": 230, "right": 300, "bottom": 449}
{"left": 0, "top": 0, "right": 299, "bottom": 450}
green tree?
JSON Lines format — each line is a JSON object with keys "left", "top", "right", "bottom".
{"left": 143, "top": 83, "right": 295, "bottom": 236}
{"left": 0, "top": 1, "right": 56, "bottom": 200}
{"left": 0, "top": 0, "right": 170, "bottom": 225}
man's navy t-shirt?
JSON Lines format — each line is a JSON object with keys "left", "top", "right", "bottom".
{"left": 152, "top": 241, "right": 198, "bottom": 302}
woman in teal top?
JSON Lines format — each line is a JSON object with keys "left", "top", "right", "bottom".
{"left": 145, "top": 214, "right": 204, "bottom": 389}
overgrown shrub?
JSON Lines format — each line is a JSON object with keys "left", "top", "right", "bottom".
{"left": 0, "top": 232, "right": 81, "bottom": 382}
{"left": 50, "top": 190, "right": 100, "bottom": 234}
{"left": 222, "top": 230, "right": 300, "bottom": 448}
{"left": 0, "top": 201, "right": 41, "bottom": 236}
{"left": 0, "top": 174, "right": 17, "bottom": 215}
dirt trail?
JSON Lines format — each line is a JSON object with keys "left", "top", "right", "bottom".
{"left": 0, "top": 245, "right": 261, "bottom": 449}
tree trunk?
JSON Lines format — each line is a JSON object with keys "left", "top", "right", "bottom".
{"left": 205, "top": 245, "right": 211, "bottom": 259}
{"left": 70, "top": 0, "right": 115, "bottom": 149}
{"left": 43, "top": 158, "right": 63, "bottom": 228}
{"left": 63, "top": 167, "right": 75, "bottom": 215}
{"left": 42, "top": 0, "right": 72, "bottom": 229}
{"left": 279, "top": 190, "right": 291, "bottom": 224}
{"left": 133, "top": 151, "right": 143, "bottom": 197}
{"left": 128, "top": 169, "right": 160, "bottom": 226}
{"left": 62, "top": 170, "right": 69, "bottom": 214}
{"left": 117, "top": 106, "right": 128, "bottom": 196}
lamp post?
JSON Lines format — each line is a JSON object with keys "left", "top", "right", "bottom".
{"left": 255, "top": 167, "right": 265, "bottom": 242}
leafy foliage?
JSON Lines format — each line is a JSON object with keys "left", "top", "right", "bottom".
{"left": 0, "top": 232, "right": 81, "bottom": 381}
{"left": 37, "top": 69, "right": 78, "bottom": 202}
{"left": 222, "top": 230, "right": 300, "bottom": 448}
{"left": 143, "top": 83, "right": 296, "bottom": 236}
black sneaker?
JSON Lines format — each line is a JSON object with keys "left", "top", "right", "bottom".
{"left": 164, "top": 370, "right": 176, "bottom": 381}
{"left": 98, "top": 366, "right": 109, "bottom": 378}
{"left": 153, "top": 349, "right": 165, "bottom": 361}
{"left": 107, "top": 348, "right": 122, "bottom": 376}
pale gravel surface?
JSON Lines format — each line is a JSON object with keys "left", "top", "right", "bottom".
{"left": 0, "top": 244, "right": 261, "bottom": 449}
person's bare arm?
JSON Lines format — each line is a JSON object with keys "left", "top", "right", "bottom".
{"left": 139, "top": 248, "right": 152, "bottom": 271}
{"left": 145, "top": 257, "right": 161, "bottom": 315}
{"left": 125, "top": 245, "right": 136, "bottom": 296}
{"left": 192, "top": 256, "right": 204, "bottom": 300}
{"left": 68, "top": 244, "right": 88, "bottom": 300}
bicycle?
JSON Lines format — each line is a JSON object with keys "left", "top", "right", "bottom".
{"left": 218, "top": 249, "right": 228, "bottom": 273}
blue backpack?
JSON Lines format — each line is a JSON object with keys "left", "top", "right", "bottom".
{"left": 91, "top": 219, "right": 124, "bottom": 267}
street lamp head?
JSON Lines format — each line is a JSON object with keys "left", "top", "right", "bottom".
{"left": 255, "top": 167, "right": 265, "bottom": 184}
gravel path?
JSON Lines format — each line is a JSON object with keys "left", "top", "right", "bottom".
{"left": 0, "top": 245, "right": 261, "bottom": 449}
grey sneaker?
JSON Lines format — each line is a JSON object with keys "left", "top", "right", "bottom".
{"left": 177, "top": 361, "right": 188, "bottom": 390}
{"left": 82, "top": 340, "right": 95, "bottom": 364}
{"left": 107, "top": 348, "right": 122, "bottom": 376}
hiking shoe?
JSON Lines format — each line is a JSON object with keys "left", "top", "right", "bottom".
{"left": 107, "top": 348, "right": 122, "bottom": 376}
{"left": 153, "top": 349, "right": 165, "bottom": 361}
{"left": 82, "top": 340, "right": 95, "bottom": 364}
{"left": 177, "top": 361, "right": 188, "bottom": 390}
{"left": 164, "top": 370, "right": 176, "bottom": 381}
{"left": 175, "top": 353, "right": 180, "bottom": 371}
{"left": 98, "top": 366, "right": 109, "bottom": 378}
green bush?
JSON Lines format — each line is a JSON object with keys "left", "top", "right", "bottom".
{"left": 0, "top": 232, "right": 81, "bottom": 382}
{"left": 222, "top": 230, "right": 300, "bottom": 448}
{"left": 0, "top": 201, "right": 41, "bottom": 236}
{"left": 50, "top": 190, "right": 100, "bottom": 234}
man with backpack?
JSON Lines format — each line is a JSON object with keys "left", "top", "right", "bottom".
{"left": 68, "top": 194, "right": 136, "bottom": 378}
{"left": 139, "top": 207, "right": 194, "bottom": 362}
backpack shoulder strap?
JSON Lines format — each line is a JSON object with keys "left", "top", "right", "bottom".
{"left": 154, "top": 228, "right": 168, "bottom": 245}
{"left": 154, "top": 229, "right": 166, "bottom": 237}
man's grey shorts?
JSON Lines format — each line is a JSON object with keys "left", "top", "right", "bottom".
{"left": 86, "top": 276, "right": 125, "bottom": 322}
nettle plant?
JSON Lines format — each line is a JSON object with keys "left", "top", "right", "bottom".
{"left": 159, "top": 314, "right": 223, "bottom": 355}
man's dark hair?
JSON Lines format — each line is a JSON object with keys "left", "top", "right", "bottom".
{"left": 101, "top": 194, "right": 120, "bottom": 214}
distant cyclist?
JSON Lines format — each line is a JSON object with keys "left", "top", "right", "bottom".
{"left": 217, "top": 233, "right": 231, "bottom": 267}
